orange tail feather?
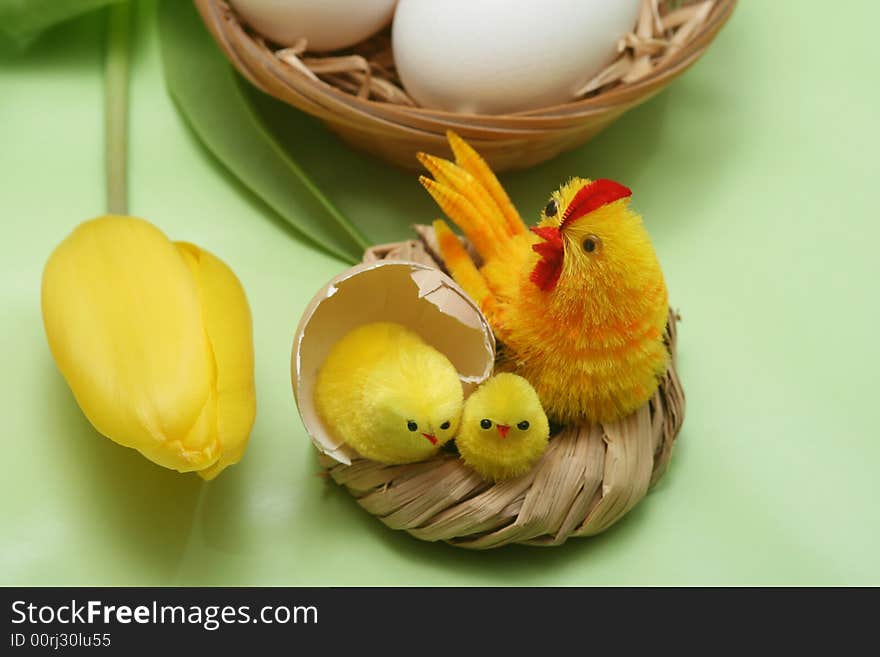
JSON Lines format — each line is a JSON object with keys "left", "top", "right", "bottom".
{"left": 417, "top": 152, "right": 506, "bottom": 232}
{"left": 432, "top": 219, "right": 492, "bottom": 309}
{"left": 446, "top": 131, "right": 526, "bottom": 238}
{"left": 419, "top": 177, "right": 506, "bottom": 259}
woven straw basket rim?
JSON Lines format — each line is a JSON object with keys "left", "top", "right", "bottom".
{"left": 195, "top": 0, "right": 736, "bottom": 170}
{"left": 313, "top": 228, "right": 685, "bottom": 549}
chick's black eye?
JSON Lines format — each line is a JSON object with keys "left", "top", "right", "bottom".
{"left": 480, "top": 419, "right": 492, "bottom": 430}
{"left": 582, "top": 234, "right": 601, "bottom": 253}
{"left": 517, "top": 421, "right": 530, "bottom": 430}
{"left": 440, "top": 421, "right": 451, "bottom": 430}
{"left": 544, "top": 199, "right": 558, "bottom": 218}
{"left": 407, "top": 421, "right": 418, "bottom": 432}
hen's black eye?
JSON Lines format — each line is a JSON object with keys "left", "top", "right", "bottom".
{"left": 440, "top": 421, "right": 451, "bottom": 430}
{"left": 544, "top": 199, "right": 558, "bottom": 217}
{"left": 407, "top": 421, "right": 418, "bottom": 432}
{"left": 582, "top": 234, "right": 601, "bottom": 253}
{"left": 480, "top": 419, "right": 492, "bottom": 430}
{"left": 517, "top": 421, "right": 530, "bottom": 431}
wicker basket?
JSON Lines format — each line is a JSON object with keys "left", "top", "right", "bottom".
{"left": 311, "top": 228, "right": 684, "bottom": 549}
{"left": 195, "top": 0, "right": 736, "bottom": 171}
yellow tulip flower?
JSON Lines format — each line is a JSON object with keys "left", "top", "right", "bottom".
{"left": 41, "top": 215, "right": 256, "bottom": 480}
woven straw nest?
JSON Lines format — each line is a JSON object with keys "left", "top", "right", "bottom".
{"left": 195, "top": 0, "right": 736, "bottom": 171}
{"left": 309, "top": 228, "right": 685, "bottom": 549}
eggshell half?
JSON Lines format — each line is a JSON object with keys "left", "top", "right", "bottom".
{"left": 292, "top": 261, "right": 495, "bottom": 465}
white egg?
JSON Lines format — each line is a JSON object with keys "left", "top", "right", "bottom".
{"left": 392, "top": 0, "right": 642, "bottom": 114}
{"left": 230, "top": 0, "right": 399, "bottom": 52}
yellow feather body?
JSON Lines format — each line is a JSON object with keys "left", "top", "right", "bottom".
{"left": 314, "top": 322, "right": 463, "bottom": 464}
{"left": 498, "top": 181, "right": 669, "bottom": 424}
{"left": 420, "top": 135, "right": 669, "bottom": 425}
{"left": 456, "top": 373, "right": 550, "bottom": 482}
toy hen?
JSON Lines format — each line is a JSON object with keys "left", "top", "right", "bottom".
{"left": 314, "top": 322, "right": 463, "bottom": 464}
{"left": 456, "top": 373, "right": 550, "bottom": 482}
{"left": 419, "top": 133, "right": 669, "bottom": 425}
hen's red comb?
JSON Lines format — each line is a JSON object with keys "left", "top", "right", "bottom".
{"left": 559, "top": 179, "right": 632, "bottom": 231}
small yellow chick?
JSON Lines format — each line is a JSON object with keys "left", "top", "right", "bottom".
{"left": 314, "top": 322, "right": 463, "bottom": 464}
{"left": 456, "top": 373, "right": 550, "bottom": 482}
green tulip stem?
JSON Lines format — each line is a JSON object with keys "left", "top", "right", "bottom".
{"left": 105, "top": 2, "right": 131, "bottom": 216}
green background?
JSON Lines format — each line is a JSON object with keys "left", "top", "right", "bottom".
{"left": 2, "top": 0, "right": 878, "bottom": 585}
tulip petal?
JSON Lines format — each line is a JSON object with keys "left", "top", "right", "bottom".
{"left": 175, "top": 242, "right": 256, "bottom": 480}
{"left": 42, "top": 216, "right": 222, "bottom": 473}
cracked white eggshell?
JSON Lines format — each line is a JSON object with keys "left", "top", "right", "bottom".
{"left": 392, "top": 0, "right": 642, "bottom": 114}
{"left": 230, "top": 0, "right": 398, "bottom": 52}
{"left": 291, "top": 261, "right": 495, "bottom": 465}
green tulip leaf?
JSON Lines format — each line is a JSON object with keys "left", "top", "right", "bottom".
{"left": 157, "top": 0, "right": 368, "bottom": 264}
{"left": 0, "top": 0, "right": 125, "bottom": 48}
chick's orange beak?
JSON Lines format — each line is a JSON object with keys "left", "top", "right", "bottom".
{"left": 422, "top": 433, "right": 438, "bottom": 445}
{"left": 496, "top": 424, "right": 510, "bottom": 439}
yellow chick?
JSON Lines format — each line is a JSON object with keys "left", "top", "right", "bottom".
{"left": 456, "top": 373, "right": 550, "bottom": 482}
{"left": 314, "top": 322, "right": 463, "bottom": 464}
